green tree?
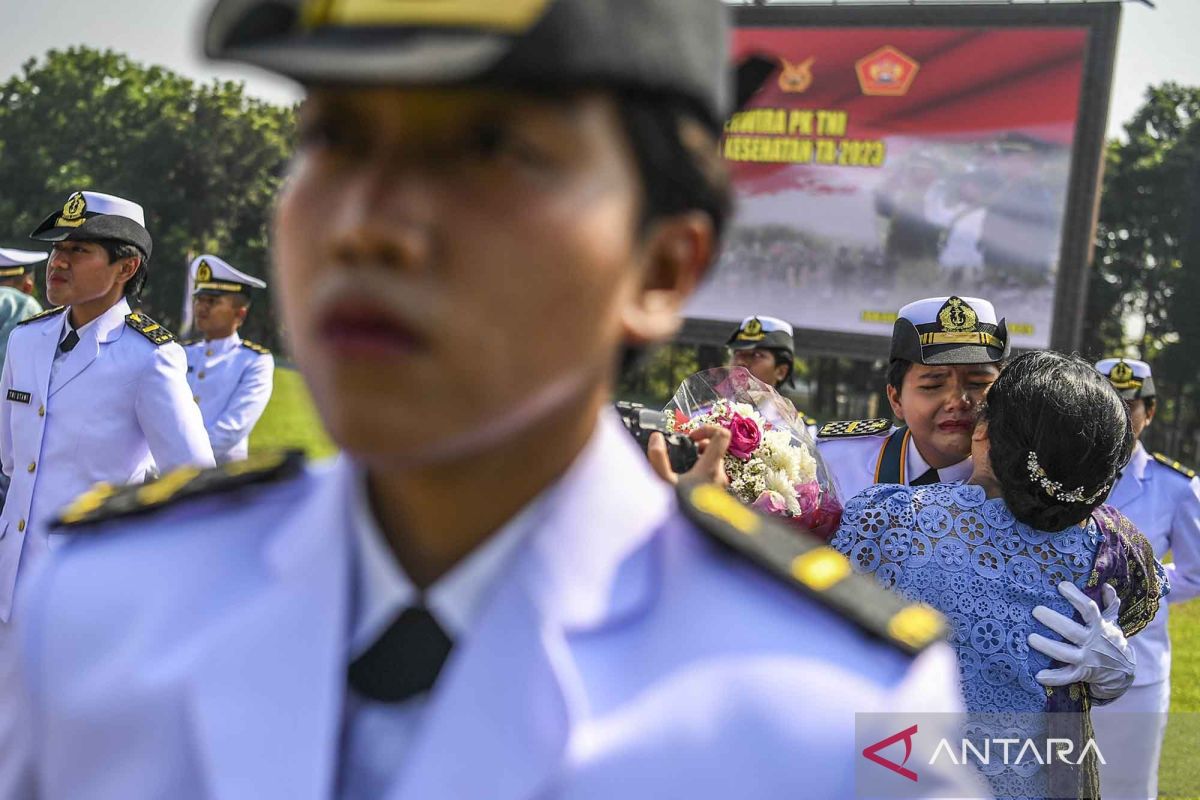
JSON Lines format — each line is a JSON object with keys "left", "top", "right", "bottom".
{"left": 1085, "top": 83, "right": 1200, "bottom": 459}
{"left": 0, "top": 47, "right": 295, "bottom": 349}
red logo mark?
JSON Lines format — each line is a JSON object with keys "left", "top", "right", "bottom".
{"left": 855, "top": 46, "right": 920, "bottom": 97}
{"left": 863, "top": 724, "right": 919, "bottom": 782}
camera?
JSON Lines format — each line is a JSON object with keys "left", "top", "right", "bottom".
{"left": 615, "top": 401, "right": 698, "bottom": 474}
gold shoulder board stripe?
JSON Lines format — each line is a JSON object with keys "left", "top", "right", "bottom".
{"left": 678, "top": 483, "right": 944, "bottom": 656}
{"left": 16, "top": 306, "right": 66, "bottom": 326}
{"left": 1152, "top": 453, "right": 1197, "bottom": 479}
{"left": 817, "top": 418, "right": 892, "bottom": 439}
{"left": 56, "top": 449, "right": 307, "bottom": 530}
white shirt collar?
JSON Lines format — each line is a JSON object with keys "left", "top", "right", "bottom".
{"left": 202, "top": 331, "right": 242, "bottom": 353}
{"left": 58, "top": 303, "right": 109, "bottom": 344}
{"left": 347, "top": 463, "right": 551, "bottom": 657}
{"left": 906, "top": 435, "right": 973, "bottom": 484}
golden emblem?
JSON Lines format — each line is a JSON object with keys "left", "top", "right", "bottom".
{"left": 778, "top": 57, "right": 815, "bottom": 94}
{"left": 196, "top": 260, "right": 213, "bottom": 284}
{"left": 62, "top": 193, "right": 86, "bottom": 220}
{"left": 303, "top": 0, "right": 551, "bottom": 32}
{"left": 737, "top": 317, "right": 766, "bottom": 342}
{"left": 1109, "top": 361, "right": 1134, "bottom": 386}
{"left": 55, "top": 192, "right": 88, "bottom": 228}
{"left": 938, "top": 297, "right": 978, "bottom": 333}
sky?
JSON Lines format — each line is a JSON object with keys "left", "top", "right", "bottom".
{"left": 0, "top": 0, "right": 1197, "bottom": 135}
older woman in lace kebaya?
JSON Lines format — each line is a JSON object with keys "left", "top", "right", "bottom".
{"left": 834, "top": 351, "right": 1168, "bottom": 800}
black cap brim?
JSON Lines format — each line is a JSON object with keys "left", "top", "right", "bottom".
{"left": 920, "top": 345, "right": 1006, "bottom": 366}
{"left": 30, "top": 214, "right": 152, "bottom": 259}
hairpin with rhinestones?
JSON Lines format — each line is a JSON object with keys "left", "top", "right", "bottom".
{"left": 1026, "top": 451, "right": 1109, "bottom": 504}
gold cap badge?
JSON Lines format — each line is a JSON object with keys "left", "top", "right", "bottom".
{"left": 938, "top": 296, "right": 978, "bottom": 333}
{"left": 1108, "top": 361, "right": 1140, "bottom": 390}
{"left": 737, "top": 317, "right": 765, "bottom": 342}
{"left": 55, "top": 192, "right": 88, "bottom": 228}
{"left": 196, "top": 260, "right": 213, "bottom": 284}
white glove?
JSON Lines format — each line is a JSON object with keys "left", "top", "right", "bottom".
{"left": 1027, "top": 581, "right": 1135, "bottom": 700}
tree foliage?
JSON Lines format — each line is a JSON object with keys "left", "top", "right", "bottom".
{"left": 1085, "top": 83, "right": 1200, "bottom": 459}
{"left": 0, "top": 47, "right": 295, "bottom": 348}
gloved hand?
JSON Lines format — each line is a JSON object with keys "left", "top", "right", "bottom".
{"left": 1027, "top": 581, "right": 1135, "bottom": 700}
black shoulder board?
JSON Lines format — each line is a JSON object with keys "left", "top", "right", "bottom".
{"left": 241, "top": 340, "right": 271, "bottom": 355}
{"left": 125, "top": 313, "right": 175, "bottom": 346}
{"left": 16, "top": 306, "right": 66, "bottom": 326}
{"left": 817, "top": 418, "right": 892, "bottom": 439}
{"left": 54, "top": 449, "right": 306, "bottom": 530}
{"left": 799, "top": 411, "right": 818, "bottom": 427}
{"left": 678, "top": 483, "right": 945, "bottom": 655}
{"left": 1153, "top": 453, "right": 1197, "bottom": 479}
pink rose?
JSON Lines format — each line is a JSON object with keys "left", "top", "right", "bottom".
{"left": 724, "top": 413, "right": 762, "bottom": 460}
{"left": 752, "top": 491, "right": 788, "bottom": 516}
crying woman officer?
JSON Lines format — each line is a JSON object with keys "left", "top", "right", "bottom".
{"left": 3, "top": 3, "right": 984, "bottom": 798}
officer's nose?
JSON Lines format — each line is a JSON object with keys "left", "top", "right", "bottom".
{"left": 327, "top": 160, "right": 434, "bottom": 274}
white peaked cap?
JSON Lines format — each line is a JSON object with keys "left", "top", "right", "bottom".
{"left": 898, "top": 296, "right": 999, "bottom": 327}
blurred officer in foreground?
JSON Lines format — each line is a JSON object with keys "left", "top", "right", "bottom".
{"left": 184, "top": 255, "right": 274, "bottom": 463}
{"left": 817, "top": 295, "right": 1007, "bottom": 497}
{"left": 5, "top": 4, "right": 982, "bottom": 799}
{"left": 1090, "top": 357, "right": 1200, "bottom": 800}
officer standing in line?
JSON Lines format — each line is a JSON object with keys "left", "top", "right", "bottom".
{"left": 0, "top": 191, "right": 214, "bottom": 624}
{"left": 184, "top": 254, "right": 274, "bottom": 463}
{"left": 816, "top": 295, "right": 1007, "bottom": 497}
{"left": 0, "top": 250, "right": 46, "bottom": 512}
{"left": 1090, "top": 357, "right": 1200, "bottom": 800}
{"left": 1, "top": 4, "right": 988, "bottom": 798}
{"left": 725, "top": 314, "right": 817, "bottom": 435}
{"left": 0, "top": 250, "right": 46, "bottom": 332}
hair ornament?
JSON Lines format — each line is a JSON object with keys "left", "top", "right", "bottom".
{"left": 1026, "top": 451, "right": 1109, "bottom": 505}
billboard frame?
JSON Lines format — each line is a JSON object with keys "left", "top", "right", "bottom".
{"left": 682, "top": 2, "right": 1121, "bottom": 359}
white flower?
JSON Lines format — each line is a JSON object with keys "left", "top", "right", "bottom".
{"left": 765, "top": 469, "right": 801, "bottom": 515}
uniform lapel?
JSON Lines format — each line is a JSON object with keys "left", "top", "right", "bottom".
{"left": 49, "top": 299, "right": 128, "bottom": 398}
{"left": 1109, "top": 443, "right": 1149, "bottom": 509}
{"left": 186, "top": 460, "right": 352, "bottom": 800}
{"left": 31, "top": 316, "right": 60, "bottom": 403}
{"left": 393, "top": 414, "right": 670, "bottom": 800}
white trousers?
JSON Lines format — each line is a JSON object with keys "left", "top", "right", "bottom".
{"left": 1090, "top": 680, "right": 1170, "bottom": 800}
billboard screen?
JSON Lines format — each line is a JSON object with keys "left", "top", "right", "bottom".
{"left": 686, "top": 7, "right": 1116, "bottom": 353}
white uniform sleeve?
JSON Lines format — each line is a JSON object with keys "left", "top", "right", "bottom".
{"left": 136, "top": 343, "right": 215, "bottom": 472}
{"left": 206, "top": 354, "right": 274, "bottom": 459}
{"left": 1166, "top": 476, "right": 1200, "bottom": 605}
{"left": 0, "top": 348, "right": 15, "bottom": 479}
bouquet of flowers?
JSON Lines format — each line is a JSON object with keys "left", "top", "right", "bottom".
{"left": 665, "top": 367, "right": 842, "bottom": 539}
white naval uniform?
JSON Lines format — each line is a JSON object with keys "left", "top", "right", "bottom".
{"left": 817, "top": 425, "right": 974, "bottom": 500}
{"left": 3, "top": 413, "right": 986, "bottom": 800}
{"left": 0, "top": 298, "right": 215, "bottom": 622}
{"left": 184, "top": 333, "right": 274, "bottom": 463}
{"left": 1091, "top": 441, "right": 1200, "bottom": 799}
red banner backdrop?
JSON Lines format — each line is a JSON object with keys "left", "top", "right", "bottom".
{"left": 687, "top": 26, "right": 1091, "bottom": 350}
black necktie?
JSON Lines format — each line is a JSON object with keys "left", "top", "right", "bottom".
{"left": 59, "top": 330, "right": 79, "bottom": 353}
{"left": 911, "top": 468, "right": 940, "bottom": 486}
{"left": 348, "top": 606, "right": 453, "bottom": 703}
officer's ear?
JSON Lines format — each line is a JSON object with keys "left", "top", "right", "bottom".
{"left": 621, "top": 211, "right": 714, "bottom": 346}
{"left": 114, "top": 256, "right": 141, "bottom": 285}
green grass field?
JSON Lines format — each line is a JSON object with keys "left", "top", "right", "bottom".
{"left": 1162, "top": 600, "right": 1200, "bottom": 798}
{"left": 250, "top": 370, "right": 1200, "bottom": 794}
{"left": 248, "top": 366, "right": 337, "bottom": 459}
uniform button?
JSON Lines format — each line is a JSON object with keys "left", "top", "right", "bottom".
{"left": 206, "top": 349, "right": 213, "bottom": 357}
{"left": 193, "top": 395, "right": 200, "bottom": 403}
{"left": 198, "top": 371, "right": 206, "bottom": 379}
{"left": 17, "top": 519, "right": 25, "bottom": 532}
{"left": 37, "top": 405, "right": 44, "bottom": 417}
{"left": 26, "top": 461, "right": 35, "bottom": 473}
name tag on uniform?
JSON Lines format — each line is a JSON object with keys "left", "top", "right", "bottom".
{"left": 6, "top": 390, "right": 31, "bottom": 404}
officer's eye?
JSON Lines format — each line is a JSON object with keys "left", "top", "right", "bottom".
{"left": 297, "top": 116, "right": 363, "bottom": 156}
{"left": 464, "top": 121, "right": 554, "bottom": 171}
